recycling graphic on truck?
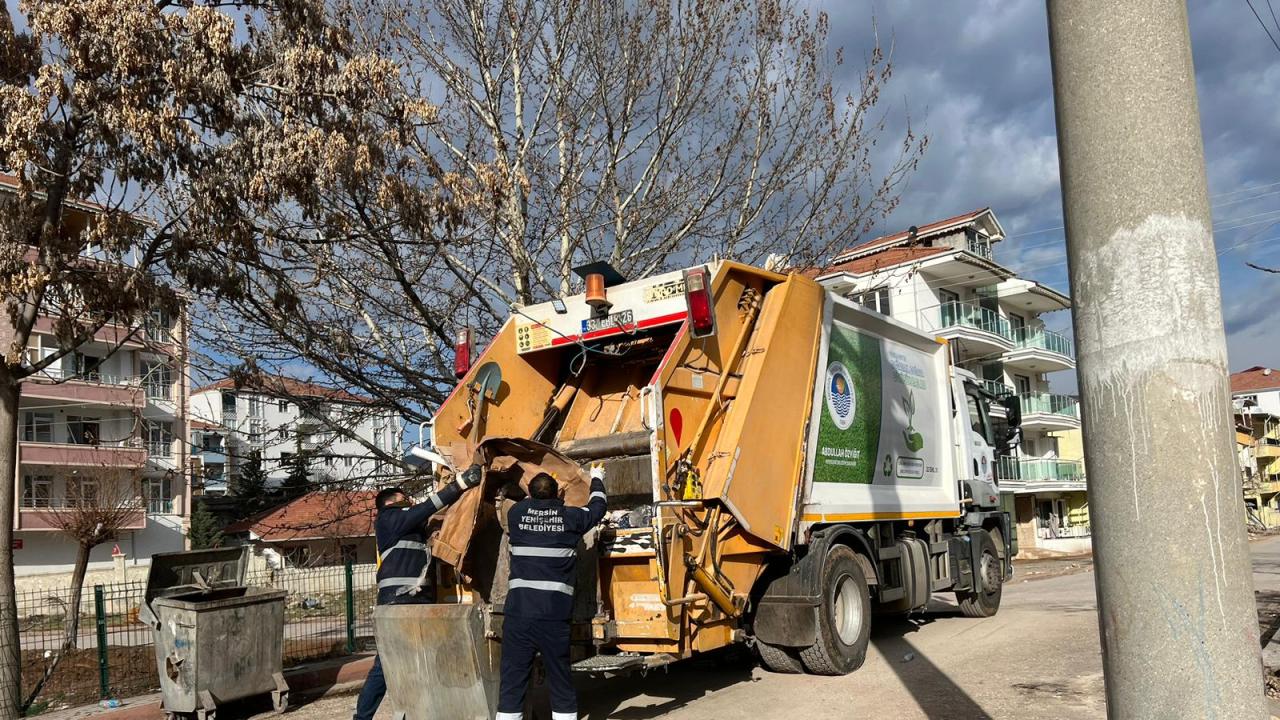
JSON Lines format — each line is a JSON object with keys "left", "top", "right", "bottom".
{"left": 814, "top": 321, "right": 941, "bottom": 487}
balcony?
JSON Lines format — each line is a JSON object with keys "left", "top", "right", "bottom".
{"left": 998, "top": 456, "right": 1086, "bottom": 493}
{"left": 1004, "top": 327, "right": 1076, "bottom": 372}
{"left": 17, "top": 497, "right": 146, "bottom": 531}
{"left": 938, "top": 302, "right": 1014, "bottom": 355}
{"left": 19, "top": 440, "right": 146, "bottom": 469}
{"left": 22, "top": 374, "right": 144, "bottom": 409}
{"left": 146, "top": 441, "right": 177, "bottom": 470}
{"left": 1019, "top": 392, "right": 1081, "bottom": 432}
{"left": 981, "top": 380, "right": 1015, "bottom": 417}
{"left": 1257, "top": 439, "right": 1280, "bottom": 459}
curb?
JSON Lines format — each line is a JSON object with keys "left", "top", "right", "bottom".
{"left": 41, "top": 654, "right": 375, "bottom": 720}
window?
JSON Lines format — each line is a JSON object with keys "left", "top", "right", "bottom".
{"left": 1008, "top": 313, "right": 1026, "bottom": 340}
{"left": 21, "top": 475, "right": 52, "bottom": 508}
{"left": 143, "top": 360, "right": 172, "bottom": 400}
{"left": 248, "top": 396, "right": 265, "bottom": 419}
{"left": 21, "top": 412, "right": 54, "bottom": 443}
{"left": 221, "top": 390, "right": 238, "bottom": 414}
{"left": 72, "top": 352, "right": 103, "bottom": 381}
{"left": 344, "top": 456, "right": 355, "bottom": 467}
{"left": 146, "top": 421, "right": 173, "bottom": 457}
{"left": 145, "top": 477, "right": 172, "bottom": 514}
{"left": 965, "top": 392, "right": 994, "bottom": 446}
{"left": 939, "top": 289, "right": 961, "bottom": 327}
{"left": 146, "top": 308, "right": 172, "bottom": 343}
{"left": 69, "top": 478, "right": 99, "bottom": 507}
{"left": 1014, "top": 374, "right": 1032, "bottom": 396}
{"left": 278, "top": 400, "right": 289, "bottom": 413}
{"left": 966, "top": 229, "right": 993, "bottom": 259}
{"left": 67, "top": 416, "right": 101, "bottom": 445}
{"left": 851, "top": 287, "right": 891, "bottom": 316}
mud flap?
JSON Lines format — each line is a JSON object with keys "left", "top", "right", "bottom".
{"left": 374, "top": 604, "right": 501, "bottom": 720}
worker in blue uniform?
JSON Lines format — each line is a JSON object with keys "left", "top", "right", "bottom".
{"left": 495, "top": 465, "right": 608, "bottom": 720}
{"left": 352, "top": 464, "right": 482, "bottom": 720}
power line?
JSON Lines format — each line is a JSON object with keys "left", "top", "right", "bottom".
{"left": 1245, "top": 0, "right": 1280, "bottom": 53}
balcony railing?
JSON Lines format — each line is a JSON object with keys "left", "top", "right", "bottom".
{"left": 940, "top": 302, "right": 1012, "bottom": 340}
{"left": 1019, "top": 392, "right": 1080, "bottom": 418}
{"left": 146, "top": 498, "right": 174, "bottom": 514}
{"left": 981, "top": 379, "right": 1015, "bottom": 398}
{"left": 998, "top": 456, "right": 1086, "bottom": 484}
{"left": 146, "top": 441, "right": 173, "bottom": 458}
{"left": 20, "top": 496, "right": 145, "bottom": 510}
{"left": 1012, "top": 327, "right": 1075, "bottom": 359}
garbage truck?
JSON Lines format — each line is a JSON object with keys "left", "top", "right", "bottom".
{"left": 376, "top": 260, "right": 1019, "bottom": 717}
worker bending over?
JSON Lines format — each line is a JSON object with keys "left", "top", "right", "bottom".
{"left": 353, "top": 465, "right": 481, "bottom": 720}
{"left": 496, "top": 465, "right": 608, "bottom": 720}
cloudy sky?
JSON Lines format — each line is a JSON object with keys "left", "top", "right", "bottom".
{"left": 816, "top": 1, "right": 1280, "bottom": 386}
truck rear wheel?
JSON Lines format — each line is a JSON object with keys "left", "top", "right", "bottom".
{"left": 799, "top": 545, "right": 871, "bottom": 676}
{"left": 956, "top": 530, "right": 1003, "bottom": 618}
{"left": 755, "top": 640, "right": 804, "bottom": 674}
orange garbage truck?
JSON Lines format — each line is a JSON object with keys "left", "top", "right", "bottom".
{"left": 373, "top": 261, "right": 1018, "bottom": 718}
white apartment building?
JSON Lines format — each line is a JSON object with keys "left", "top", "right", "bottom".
{"left": 188, "top": 377, "right": 403, "bottom": 494}
{"left": 814, "top": 208, "right": 1088, "bottom": 555}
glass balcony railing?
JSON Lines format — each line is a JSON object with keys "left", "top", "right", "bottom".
{"left": 981, "top": 379, "right": 1015, "bottom": 398}
{"left": 998, "top": 457, "right": 1086, "bottom": 484}
{"left": 1012, "top": 327, "right": 1075, "bottom": 359}
{"left": 1019, "top": 392, "right": 1080, "bottom": 419}
{"left": 940, "top": 302, "right": 1012, "bottom": 341}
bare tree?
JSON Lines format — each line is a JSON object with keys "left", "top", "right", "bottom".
{"left": 190, "top": 0, "right": 926, "bottom": 432}
{"left": 0, "top": 0, "right": 408, "bottom": 712}
{"left": 24, "top": 469, "right": 144, "bottom": 709}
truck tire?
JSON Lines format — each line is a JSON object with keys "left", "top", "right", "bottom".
{"left": 756, "top": 640, "right": 804, "bottom": 674}
{"left": 799, "top": 545, "right": 871, "bottom": 676}
{"left": 956, "top": 530, "right": 1003, "bottom": 618}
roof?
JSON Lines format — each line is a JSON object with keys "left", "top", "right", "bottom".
{"left": 833, "top": 208, "right": 993, "bottom": 262}
{"left": 815, "top": 246, "right": 950, "bottom": 277}
{"left": 1231, "top": 366, "right": 1280, "bottom": 394}
{"left": 0, "top": 171, "right": 111, "bottom": 214}
{"left": 193, "top": 375, "right": 374, "bottom": 404}
{"left": 223, "top": 491, "right": 377, "bottom": 542}
{"left": 190, "top": 420, "right": 220, "bottom": 430}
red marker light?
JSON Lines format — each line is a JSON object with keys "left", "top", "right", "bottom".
{"left": 684, "top": 267, "right": 715, "bottom": 338}
{"left": 454, "top": 327, "right": 474, "bottom": 379}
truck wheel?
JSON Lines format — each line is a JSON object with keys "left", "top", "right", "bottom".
{"left": 799, "top": 545, "right": 871, "bottom": 676}
{"left": 755, "top": 640, "right": 804, "bottom": 674}
{"left": 956, "top": 530, "right": 1003, "bottom": 618}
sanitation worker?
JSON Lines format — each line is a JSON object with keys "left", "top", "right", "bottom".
{"left": 495, "top": 465, "right": 608, "bottom": 720}
{"left": 352, "top": 466, "right": 481, "bottom": 720}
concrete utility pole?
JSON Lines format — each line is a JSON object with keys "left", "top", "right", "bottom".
{"left": 1046, "top": 2, "right": 1267, "bottom": 718}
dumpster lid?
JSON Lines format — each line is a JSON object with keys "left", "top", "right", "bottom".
{"left": 142, "top": 546, "right": 251, "bottom": 603}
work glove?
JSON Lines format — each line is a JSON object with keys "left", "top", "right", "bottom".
{"left": 461, "top": 463, "right": 484, "bottom": 488}
{"left": 590, "top": 463, "right": 605, "bottom": 481}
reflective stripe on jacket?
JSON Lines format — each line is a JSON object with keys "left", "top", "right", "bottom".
{"left": 504, "top": 477, "right": 607, "bottom": 620}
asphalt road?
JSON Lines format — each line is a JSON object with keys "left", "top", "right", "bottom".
{"left": 235, "top": 536, "right": 1280, "bottom": 720}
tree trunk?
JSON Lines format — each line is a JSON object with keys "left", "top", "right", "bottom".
{"left": 0, "top": 379, "right": 23, "bottom": 718}
{"left": 63, "top": 543, "right": 91, "bottom": 652}
{"left": 21, "top": 542, "right": 91, "bottom": 711}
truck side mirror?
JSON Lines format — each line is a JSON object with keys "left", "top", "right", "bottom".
{"left": 1000, "top": 395, "right": 1022, "bottom": 429}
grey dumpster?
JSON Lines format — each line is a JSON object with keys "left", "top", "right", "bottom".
{"left": 138, "top": 547, "right": 290, "bottom": 720}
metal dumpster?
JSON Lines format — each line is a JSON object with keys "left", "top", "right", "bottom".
{"left": 138, "top": 547, "right": 290, "bottom": 720}
{"left": 374, "top": 603, "right": 502, "bottom": 720}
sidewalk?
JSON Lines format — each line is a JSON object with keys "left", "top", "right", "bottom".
{"left": 38, "top": 654, "right": 375, "bottom": 720}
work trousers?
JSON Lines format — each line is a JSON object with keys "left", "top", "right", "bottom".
{"left": 352, "top": 654, "right": 385, "bottom": 720}
{"left": 496, "top": 614, "right": 576, "bottom": 720}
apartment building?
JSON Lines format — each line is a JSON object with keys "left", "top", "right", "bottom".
{"left": 1231, "top": 366, "right": 1280, "bottom": 527}
{"left": 5, "top": 188, "right": 191, "bottom": 576}
{"left": 814, "top": 208, "right": 1087, "bottom": 556}
{"left": 188, "top": 377, "right": 402, "bottom": 494}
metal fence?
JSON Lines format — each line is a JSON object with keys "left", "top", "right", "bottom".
{"left": 17, "top": 563, "right": 377, "bottom": 713}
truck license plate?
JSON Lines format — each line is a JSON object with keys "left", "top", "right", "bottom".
{"left": 582, "top": 310, "right": 634, "bottom": 334}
